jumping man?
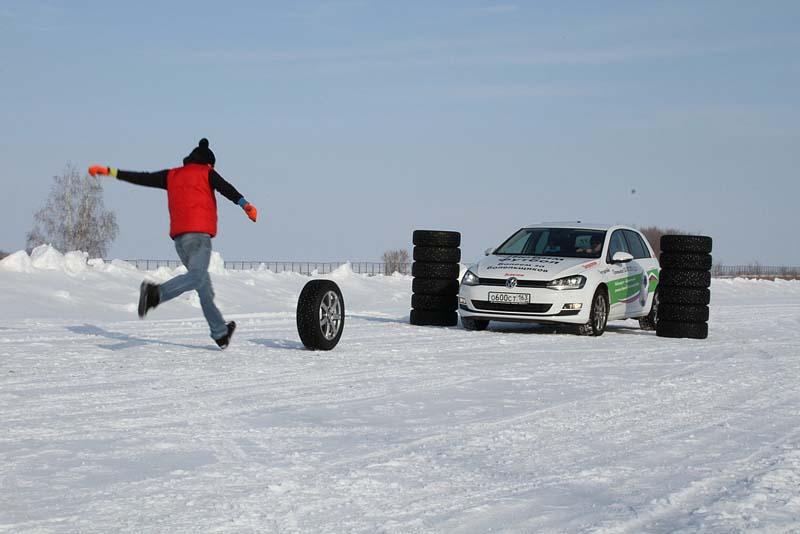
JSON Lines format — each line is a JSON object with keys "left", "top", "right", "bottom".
{"left": 88, "top": 138, "right": 258, "bottom": 349}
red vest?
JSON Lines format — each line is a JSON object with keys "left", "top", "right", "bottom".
{"left": 167, "top": 164, "right": 218, "bottom": 238}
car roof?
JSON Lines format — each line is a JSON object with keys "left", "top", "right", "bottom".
{"left": 524, "top": 222, "right": 621, "bottom": 231}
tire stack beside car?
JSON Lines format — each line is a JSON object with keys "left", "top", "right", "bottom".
{"left": 656, "top": 234, "right": 713, "bottom": 340}
{"left": 410, "top": 230, "right": 461, "bottom": 327}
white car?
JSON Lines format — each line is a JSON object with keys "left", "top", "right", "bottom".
{"left": 458, "top": 223, "right": 660, "bottom": 335}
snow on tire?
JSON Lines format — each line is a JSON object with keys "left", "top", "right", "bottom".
{"left": 412, "top": 230, "right": 461, "bottom": 248}
{"left": 660, "top": 235, "right": 713, "bottom": 254}
{"left": 410, "top": 309, "right": 458, "bottom": 327}
{"left": 412, "top": 278, "right": 459, "bottom": 296}
{"left": 658, "top": 303, "right": 709, "bottom": 323}
{"left": 296, "top": 280, "right": 345, "bottom": 351}
{"left": 659, "top": 269, "right": 711, "bottom": 288}
{"left": 412, "top": 262, "right": 460, "bottom": 280}
{"left": 412, "top": 294, "right": 457, "bottom": 312}
{"left": 413, "top": 246, "right": 461, "bottom": 263}
{"left": 659, "top": 287, "right": 711, "bottom": 305}
{"left": 659, "top": 252, "right": 713, "bottom": 271}
{"left": 657, "top": 319, "right": 708, "bottom": 339}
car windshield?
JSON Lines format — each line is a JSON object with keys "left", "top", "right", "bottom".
{"left": 494, "top": 228, "right": 607, "bottom": 258}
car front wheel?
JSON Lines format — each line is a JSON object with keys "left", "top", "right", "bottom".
{"left": 578, "top": 288, "right": 608, "bottom": 336}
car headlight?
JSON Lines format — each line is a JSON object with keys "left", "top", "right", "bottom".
{"left": 461, "top": 269, "right": 480, "bottom": 286}
{"left": 547, "top": 275, "right": 586, "bottom": 290}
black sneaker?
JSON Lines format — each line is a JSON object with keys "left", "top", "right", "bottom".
{"left": 138, "top": 281, "right": 160, "bottom": 318}
{"left": 215, "top": 321, "right": 236, "bottom": 349}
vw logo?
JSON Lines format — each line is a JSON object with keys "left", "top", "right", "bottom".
{"left": 505, "top": 277, "right": 518, "bottom": 289}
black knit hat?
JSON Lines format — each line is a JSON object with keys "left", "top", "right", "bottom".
{"left": 183, "top": 138, "right": 216, "bottom": 166}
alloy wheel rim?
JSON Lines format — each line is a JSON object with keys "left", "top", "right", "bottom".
{"left": 319, "top": 291, "right": 342, "bottom": 340}
{"left": 594, "top": 294, "right": 607, "bottom": 332}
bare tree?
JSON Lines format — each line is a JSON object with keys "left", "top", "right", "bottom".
{"left": 382, "top": 249, "right": 410, "bottom": 275}
{"left": 26, "top": 164, "right": 118, "bottom": 257}
{"left": 638, "top": 226, "right": 688, "bottom": 258}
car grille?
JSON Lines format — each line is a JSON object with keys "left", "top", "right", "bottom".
{"left": 478, "top": 278, "right": 549, "bottom": 288}
{"left": 470, "top": 300, "right": 553, "bottom": 313}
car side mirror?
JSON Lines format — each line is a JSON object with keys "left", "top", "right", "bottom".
{"left": 611, "top": 251, "right": 634, "bottom": 264}
{"left": 484, "top": 247, "right": 495, "bottom": 256}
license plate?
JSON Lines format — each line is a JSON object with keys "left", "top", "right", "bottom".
{"left": 488, "top": 292, "right": 530, "bottom": 305}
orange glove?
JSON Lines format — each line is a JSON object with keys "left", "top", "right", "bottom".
{"left": 88, "top": 165, "right": 117, "bottom": 177}
{"left": 244, "top": 203, "right": 258, "bottom": 222}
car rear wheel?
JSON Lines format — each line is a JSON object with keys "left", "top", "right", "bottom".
{"left": 638, "top": 289, "right": 659, "bottom": 331}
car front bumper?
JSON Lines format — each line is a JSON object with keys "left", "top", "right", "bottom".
{"left": 458, "top": 284, "right": 593, "bottom": 324}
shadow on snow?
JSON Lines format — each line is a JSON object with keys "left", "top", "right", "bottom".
{"left": 66, "top": 324, "right": 217, "bottom": 351}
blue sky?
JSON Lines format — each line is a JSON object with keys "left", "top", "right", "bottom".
{"left": 1, "top": 1, "right": 798, "bottom": 264}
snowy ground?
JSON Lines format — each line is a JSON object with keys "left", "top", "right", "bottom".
{"left": 2, "top": 247, "right": 799, "bottom": 533}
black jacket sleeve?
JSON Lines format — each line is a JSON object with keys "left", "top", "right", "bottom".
{"left": 209, "top": 169, "right": 244, "bottom": 204}
{"left": 116, "top": 170, "right": 169, "bottom": 190}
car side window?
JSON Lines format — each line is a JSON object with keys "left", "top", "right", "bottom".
{"left": 607, "top": 230, "right": 630, "bottom": 262}
{"left": 623, "top": 230, "right": 650, "bottom": 259}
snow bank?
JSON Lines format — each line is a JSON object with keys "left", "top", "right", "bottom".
{"left": 0, "top": 247, "right": 416, "bottom": 322}
{"left": 208, "top": 251, "right": 227, "bottom": 275}
{"left": 0, "top": 250, "right": 33, "bottom": 272}
{"left": 23, "top": 245, "right": 92, "bottom": 274}
{"left": 30, "top": 245, "right": 66, "bottom": 270}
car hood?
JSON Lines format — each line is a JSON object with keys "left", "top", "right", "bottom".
{"left": 473, "top": 255, "right": 598, "bottom": 281}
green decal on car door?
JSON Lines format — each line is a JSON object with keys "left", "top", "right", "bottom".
{"left": 608, "top": 273, "right": 645, "bottom": 305}
{"left": 647, "top": 268, "right": 660, "bottom": 292}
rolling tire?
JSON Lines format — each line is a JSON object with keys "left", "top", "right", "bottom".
{"left": 659, "top": 287, "right": 711, "bottom": 305}
{"left": 297, "top": 280, "right": 345, "bottom": 351}
{"left": 413, "top": 246, "right": 461, "bottom": 263}
{"left": 657, "top": 320, "right": 708, "bottom": 340}
{"left": 411, "top": 294, "right": 458, "bottom": 311}
{"left": 413, "top": 278, "right": 460, "bottom": 296}
{"left": 578, "top": 288, "right": 608, "bottom": 336}
{"left": 659, "top": 252, "right": 713, "bottom": 271}
{"left": 461, "top": 317, "right": 489, "bottom": 331}
{"left": 659, "top": 269, "right": 711, "bottom": 288}
{"left": 410, "top": 309, "right": 458, "bottom": 327}
{"left": 412, "top": 262, "right": 460, "bottom": 280}
{"left": 413, "top": 230, "right": 461, "bottom": 248}
{"left": 658, "top": 303, "right": 709, "bottom": 323}
{"left": 638, "top": 289, "right": 659, "bottom": 331}
{"left": 660, "top": 235, "right": 713, "bottom": 254}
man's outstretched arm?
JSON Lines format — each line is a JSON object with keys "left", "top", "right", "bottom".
{"left": 210, "top": 169, "right": 258, "bottom": 222}
{"left": 88, "top": 165, "right": 168, "bottom": 189}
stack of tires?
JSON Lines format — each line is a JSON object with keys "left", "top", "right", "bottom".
{"left": 410, "top": 230, "right": 461, "bottom": 327}
{"left": 656, "top": 235, "right": 712, "bottom": 340}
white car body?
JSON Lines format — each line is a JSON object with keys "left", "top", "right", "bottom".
{"left": 458, "top": 223, "right": 660, "bottom": 328}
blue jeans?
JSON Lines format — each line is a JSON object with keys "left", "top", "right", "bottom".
{"left": 159, "top": 233, "right": 228, "bottom": 340}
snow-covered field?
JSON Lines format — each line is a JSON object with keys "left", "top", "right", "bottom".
{"left": 2, "top": 247, "right": 799, "bottom": 533}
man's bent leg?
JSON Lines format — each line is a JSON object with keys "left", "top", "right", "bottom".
{"left": 158, "top": 234, "right": 205, "bottom": 304}
{"left": 153, "top": 233, "right": 227, "bottom": 339}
